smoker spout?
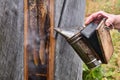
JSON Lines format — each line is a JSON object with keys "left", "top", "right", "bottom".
{"left": 54, "top": 28, "right": 75, "bottom": 38}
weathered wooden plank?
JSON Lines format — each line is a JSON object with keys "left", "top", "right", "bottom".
{"left": 54, "top": 0, "right": 65, "bottom": 28}
{"left": 49, "top": 0, "right": 55, "bottom": 80}
{"left": 24, "top": 0, "right": 29, "bottom": 80}
{"left": 0, "top": 0, "right": 86, "bottom": 80}
{"left": 96, "top": 19, "right": 114, "bottom": 63}
{"left": 0, "top": 0, "right": 24, "bottom": 80}
{"left": 55, "top": 0, "right": 85, "bottom": 80}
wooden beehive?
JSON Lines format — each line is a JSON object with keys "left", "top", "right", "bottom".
{"left": 0, "top": 0, "right": 85, "bottom": 80}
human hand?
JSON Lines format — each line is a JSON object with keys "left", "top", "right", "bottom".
{"left": 85, "top": 11, "right": 120, "bottom": 30}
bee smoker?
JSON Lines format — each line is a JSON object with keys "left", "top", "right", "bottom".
{"left": 54, "top": 28, "right": 102, "bottom": 69}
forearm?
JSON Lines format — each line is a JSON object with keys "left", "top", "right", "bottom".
{"left": 114, "top": 15, "right": 120, "bottom": 30}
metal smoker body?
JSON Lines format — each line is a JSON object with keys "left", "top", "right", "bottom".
{"left": 54, "top": 28, "right": 102, "bottom": 69}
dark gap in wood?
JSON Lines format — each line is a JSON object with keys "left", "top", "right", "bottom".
{"left": 55, "top": 0, "right": 67, "bottom": 39}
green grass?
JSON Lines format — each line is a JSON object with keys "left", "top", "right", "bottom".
{"left": 86, "top": 0, "right": 120, "bottom": 15}
{"left": 83, "top": 0, "right": 120, "bottom": 80}
{"left": 102, "top": 30, "right": 120, "bottom": 80}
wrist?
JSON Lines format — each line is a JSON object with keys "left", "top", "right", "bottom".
{"left": 114, "top": 15, "right": 120, "bottom": 30}
{"left": 114, "top": 15, "right": 120, "bottom": 24}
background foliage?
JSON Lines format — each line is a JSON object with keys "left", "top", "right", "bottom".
{"left": 83, "top": 0, "right": 120, "bottom": 80}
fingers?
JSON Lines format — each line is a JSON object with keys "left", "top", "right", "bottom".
{"left": 85, "top": 11, "right": 107, "bottom": 25}
{"left": 85, "top": 11, "right": 119, "bottom": 30}
{"left": 105, "top": 14, "right": 115, "bottom": 27}
{"left": 85, "top": 16, "right": 94, "bottom": 25}
{"left": 105, "top": 19, "right": 113, "bottom": 27}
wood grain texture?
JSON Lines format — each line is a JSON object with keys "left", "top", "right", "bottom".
{"left": 55, "top": 0, "right": 85, "bottom": 80}
{"left": 48, "top": 0, "right": 55, "bottom": 80}
{"left": 96, "top": 19, "right": 114, "bottom": 63}
{"left": 0, "top": 0, "right": 85, "bottom": 80}
{"left": 24, "top": 0, "right": 29, "bottom": 79}
{"left": 0, "top": 0, "right": 24, "bottom": 80}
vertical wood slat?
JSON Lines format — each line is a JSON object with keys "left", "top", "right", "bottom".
{"left": 48, "top": 0, "right": 55, "bottom": 80}
{"left": 24, "top": 0, "right": 28, "bottom": 80}
{"left": 54, "top": 0, "right": 85, "bottom": 80}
